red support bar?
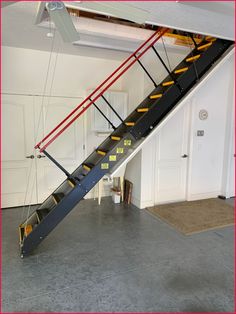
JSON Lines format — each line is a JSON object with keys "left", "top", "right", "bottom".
{"left": 37, "top": 27, "right": 169, "bottom": 152}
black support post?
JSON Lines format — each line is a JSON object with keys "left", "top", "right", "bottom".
{"left": 188, "top": 33, "right": 198, "bottom": 48}
{"left": 134, "top": 54, "right": 157, "bottom": 88}
{"left": 152, "top": 46, "right": 174, "bottom": 78}
{"left": 43, "top": 150, "right": 71, "bottom": 178}
{"left": 152, "top": 46, "right": 182, "bottom": 92}
{"left": 89, "top": 98, "right": 116, "bottom": 130}
{"left": 101, "top": 95, "right": 124, "bottom": 123}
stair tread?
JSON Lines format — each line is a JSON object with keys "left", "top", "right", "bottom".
{"left": 186, "top": 54, "right": 200, "bottom": 62}
{"left": 83, "top": 163, "right": 94, "bottom": 171}
{"left": 137, "top": 108, "right": 149, "bottom": 112}
{"left": 197, "top": 42, "right": 212, "bottom": 51}
{"left": 205, "top": 36, "right": 216, "bottom": 42}
{"left": 174, "top": 67, "right": 188, "bottom": 74}
{"left": 67, "top": 178, "right": 76, "bottom": 188}
{"left": 111, "top": 136, "right": 121, "bottom": 141}
{"left": 162, "top": 81, "right": 174, "bottom": 86}
{"left": 36, "top": 208, "right": 50, "bottom": 222}
{"left": 52, "top": 193, "right": 65, "bottom": 204}
{"left": 97, "top": 150, "right": 107, "bottom": 156}
{"left": 125, "top": 122, "right": 135, "bottom": 126}
{"left": 149, "top": 93, "right": 162, "bottom": 100}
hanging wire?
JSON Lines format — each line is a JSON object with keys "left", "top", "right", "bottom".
{"left": 20, "top": 20, "right": 59, "bottom": 224}
{"left": 25, "top": 170, "right": 37, "bottom": 227}
{"left": 20, "top": 158, "right": 35, "bottom": 222}
{"left": 185, "top": 32, "right": 199, "bottom": 81}
{"left": 161, "top": 36, "right": 172, "bottom": 72}
{"left": 34, "top": 27, "right": 57, "bottom": 142}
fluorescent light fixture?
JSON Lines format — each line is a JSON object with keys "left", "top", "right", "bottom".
{"left": 45, "top": 1, "right": 80, "bottom": 42}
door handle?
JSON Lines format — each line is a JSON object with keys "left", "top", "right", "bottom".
{"left": 37, "top": 155, "right": 46, "bottom": 159}
{"left": 181, "top": 154, "right": 188, "bottom": 158}
{"left": 26, "top": 155, "right": 34, "bottom": 159}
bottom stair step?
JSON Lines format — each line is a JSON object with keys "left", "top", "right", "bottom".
{"left": 19, "top": 224, "right": 33, "bottom": 241}
{"left": 36, "top": 208, "right": 50, "bottom": 222}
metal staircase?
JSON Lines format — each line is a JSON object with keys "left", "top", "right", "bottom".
{"left": 19, "top": 29, "right": 233, "bottom": 257}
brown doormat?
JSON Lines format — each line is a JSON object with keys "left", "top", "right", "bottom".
{"left": 147, "top": 198, "right": 235, "bottom": 235}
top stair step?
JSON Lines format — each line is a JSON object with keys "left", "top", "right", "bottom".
{"left": 197, "top": 42, "right": 212, "bottom": 51}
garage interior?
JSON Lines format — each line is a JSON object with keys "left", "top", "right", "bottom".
{"left": 1, "top": 1, "right": 235, "bottom": 312}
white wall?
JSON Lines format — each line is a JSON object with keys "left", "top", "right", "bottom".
{"left": 2, "top": 45, "right": 124, "bottom": 201}
{"left": 187, "top": 54, "right": 234, "bottom": 200}
{"left": 2, "top": 46, "right": 122, "bottom": 97}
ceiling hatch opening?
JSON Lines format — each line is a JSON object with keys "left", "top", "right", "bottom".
{"left": 36, "top": 2, "right": 204, "bottom": 52}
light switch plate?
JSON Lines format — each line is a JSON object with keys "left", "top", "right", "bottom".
{"left": 197, "top": 130, "right": 204, "bottom": 136}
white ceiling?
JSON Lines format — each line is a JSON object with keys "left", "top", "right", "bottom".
{"left": 133, "top": 1, "right": 234, "bottom": 40}
{"left": 2, "top": 1, "right": 234, "bottom": 60}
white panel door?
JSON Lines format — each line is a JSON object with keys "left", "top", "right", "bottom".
{"left": 35, "top": 96, "right": 85, "bottom": 203}
{"left": 2, "top": 95, "right": 37, "bottom": 208}
{"left": 154, "top": 106, "right": 190, "bottom": 204}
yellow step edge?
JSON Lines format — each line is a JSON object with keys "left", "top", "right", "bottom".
{"left": 186, "top": 54, "right": 200, "bottom": 62}
{"left": 125, "top": 122, "right": 135, "bottom": 126}
{"left": 67, "top": 178, "right": 76, "bottom": 188}
{"left": 205, "top": 36, "right": 216, "bottom": 42}
{"left": 111, "top": 136, "right": 121, "bottom": 141}
{"left": 197, "top": 42, "right": 212, "bottom": 51}
{"left": 137, "top": 108, "right": 149, "bottom": 113}
{"left": 174, "top": 67, "right": 188, "bottom": 74}
{"left": 97, "top": 150, "right": 106, "bottom": 156}
{"left": 24, "top": 224, "right": 33, "bottom": 237}
{"left": 162, "top": 81, "right": 174, "bottom": 87}
{"left": 149, "top": 93, "right": 162, "bottom": 100}
{"left": 83, "top": 164, "right": 91, "bottom": 171}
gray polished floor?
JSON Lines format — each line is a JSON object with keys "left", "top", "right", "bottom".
{"left": 2, "top": 197, "right": 234, "bottom": 312}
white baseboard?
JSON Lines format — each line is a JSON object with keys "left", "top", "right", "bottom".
{"left": 187, "top": 191, "right": 221, "bottom": 201}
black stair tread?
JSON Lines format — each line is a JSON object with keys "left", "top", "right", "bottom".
{"left": 82, "top": 163, "right": 95, "bottom": 171}
{"left": 96, "top": 149, "right": 108, "bottom": 156}
{"left": 84, "top": 163, "right": 95, "bottom": 167}
{"left": 110, "top": 135, "right": 122, "bottom": 141}
{"left": 197, "top": 42, "right": 213, "bottom": 51}
{"left": 67, "top": 178, "right": 77, "bottom": 188}
{"left": 36, "top": 208, "right": 50, "bottom": 222}
{"left": 52, "top": 193, "right": 65, "bottom": 204}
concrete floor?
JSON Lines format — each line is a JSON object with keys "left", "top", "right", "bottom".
{"left": 2, "top": 197, "right": 235, "bottom": 312}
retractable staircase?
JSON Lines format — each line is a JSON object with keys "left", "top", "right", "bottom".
{"left": 19, "top": 28, "right": 233, "bottom": 257}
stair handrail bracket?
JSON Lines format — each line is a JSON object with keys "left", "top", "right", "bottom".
{"left": 35, "top": 27, "right": 169, "bottom": 153}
